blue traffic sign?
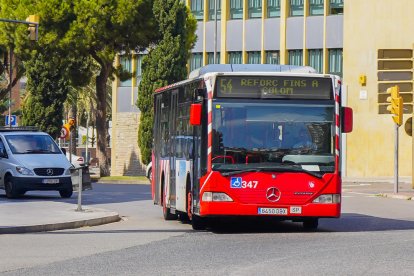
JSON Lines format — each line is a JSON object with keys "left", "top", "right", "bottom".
{"left": 5, "top": 115, "right": 17, "bottom": 126}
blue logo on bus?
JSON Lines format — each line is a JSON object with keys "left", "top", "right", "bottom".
{"left": 231, "top": 177, "right": 242, "bottom": 188}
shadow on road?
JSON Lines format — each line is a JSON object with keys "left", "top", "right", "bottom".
{"left": 208, "top": 214, "right": 414, "bottom": 234}
{"left": 0, "top": 183, "right": 152, "bottom": 205}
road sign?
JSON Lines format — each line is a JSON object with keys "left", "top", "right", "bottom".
{"left": 60, "top": 125, "right": 69, "bottom": 139}
{"left": 5, "top": 115, "right": 17, "bottom": 126}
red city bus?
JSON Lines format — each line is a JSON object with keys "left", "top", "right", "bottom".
{"left": 152, "top": 64, "right": 353, "bottom": 230}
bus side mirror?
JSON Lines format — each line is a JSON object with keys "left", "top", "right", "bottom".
{"left": 190, "top": 104, "right": 202, "bottom": 126}
{"left": 341, "top": 107, "right": 353, "bottom": 133}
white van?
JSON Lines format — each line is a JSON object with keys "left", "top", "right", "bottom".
{"left": 0, "top": 128, "right": 73, "bottom": 198}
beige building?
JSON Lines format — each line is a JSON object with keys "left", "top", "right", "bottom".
{"left": 343, "top": 0, "right": 413, "bottom": 178}
{"left": 111, "top": 0, "right": 414, "bottom": 179}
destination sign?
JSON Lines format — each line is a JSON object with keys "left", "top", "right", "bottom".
{"left": 215, "top": 76, "right": 333, "bottom": 100}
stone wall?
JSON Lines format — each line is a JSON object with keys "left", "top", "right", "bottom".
{"left": 111, "top": 112, "right": 146, "bottom": 176}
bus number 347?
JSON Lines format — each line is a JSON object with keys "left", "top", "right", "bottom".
{"left": 242, "top": 181, "right": 258, "bottom": 189}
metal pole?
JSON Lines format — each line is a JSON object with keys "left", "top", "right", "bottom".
{"left": 69, "top": 129, "right": 72, "bottom": 164}
{"left": 214, "top": 0, "right": 217, "bottom": 63}
{"left": 394, "top": 123, "right": 399, "bottom": 193}
{"left": 85, "top": 113, "right": 89, "bottom": 165}
{"left": 412, "top": 117, "right": 414, "bottom": 189}
{"left": 77, "top": 168, "right": 83, "bottom": 211}
{"left": 8, "top": 47, "right": 12, "bottom": 128}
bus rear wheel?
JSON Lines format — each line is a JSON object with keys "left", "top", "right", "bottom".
{"left": 303, "top": 218, "right": 319, "bottom": 231}
{"left": 162, "top": 188, "right": 177, "bottom": 220}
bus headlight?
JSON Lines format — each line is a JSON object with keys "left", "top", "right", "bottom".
{"left": 313, "top": 194, "right": 341, "bottom": 204}
{"left": 202, "top": 192, "right": 233, "bottom": 202}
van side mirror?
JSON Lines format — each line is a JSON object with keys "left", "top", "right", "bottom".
{"left": 341, "top": 107, "right": 353, "bottom": 133}
{"left": 190, "top": 103, "right": 202, "bottom": 126}
{"left": 61, "top": 148, "right": 66, "bottom": 155}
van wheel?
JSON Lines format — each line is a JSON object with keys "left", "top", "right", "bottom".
{"left": 5, "top": 176, "right": 19, "bottom": 199}
{"left": 59, "top": 189, "right": 73, "bottom": 198}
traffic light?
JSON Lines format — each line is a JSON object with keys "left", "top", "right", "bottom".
{"left": 68, "top": 118, "right": 76, "bottom": 126}
{"left": 386, "top": 86, "right": 403, "bottom": 126}
{"left": 26, "top": 14, "right": 39, "bottom": 41}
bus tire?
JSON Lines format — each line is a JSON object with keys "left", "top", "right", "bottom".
{"left": 162, "top": 183, "right": 177, "bottom": 220}
{"left": 191, "top": 215, "right": 206, "bottom": 231}
{"left": 303, "top": 218, "right": 318, "bottom": 231}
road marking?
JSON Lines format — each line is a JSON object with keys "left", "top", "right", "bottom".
{"left": 343, "top": 184, "right": 372, "bottom": 187}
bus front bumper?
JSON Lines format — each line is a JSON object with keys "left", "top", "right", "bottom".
{"left": 198, "top": 201, "right": 341, "bottom": 218}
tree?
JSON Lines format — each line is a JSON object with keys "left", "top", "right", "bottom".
{"left": 21, "top": 50, "right": 70, "bottom": 137}
{"left": 62, "top": 0, "right": 159, "bottom": 176}
{"left": 137, "top": 0, "right": 197, "bottom": 164}
{"left": 0, "top": 0, "right": 159, "bottom": 176}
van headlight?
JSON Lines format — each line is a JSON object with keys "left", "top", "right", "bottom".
{"left": 313, "top": 194, "right": 341, "bottom": 204}
{"left": 65, "top": 166, "right": 74, "bottom": 175}
{"left": 16, "top": 166, "right": 34, "bottom": 176}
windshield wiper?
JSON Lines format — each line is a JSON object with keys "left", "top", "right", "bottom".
{"left": 221, "top": 168, "right": 261, "bottom": 176}
{"left": 221, "top": 165, "right": 322, "bottom": 178}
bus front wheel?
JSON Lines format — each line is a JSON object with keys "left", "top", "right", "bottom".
{"left": 303, "top": 218, "right": 319, "bottom": 231}
{"left": 191, "top": 215, "right": 206, "bottom": 231}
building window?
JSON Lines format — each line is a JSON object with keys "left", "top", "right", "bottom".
{"left": 330, "top": 0, "right": 343, "bottom": 15}
{"left": 267, "top": 0, "right": 281, "bottom": 18}
{"left": 308, "top": 49, "right": 323, "bottom": 73}
{"left": 289, "top": 0, "right": 304, "bottom": 17}
{"left": 136, "top": 54, "right": 147, "bottom": 87}
{"left": 228, "top": 51, "right": 242, "bottom": 64}
{"left": 288, "top": 50, "right": 303, "bottom": 66}
{"left": 247, "top": 51, "right": 261, "bottom": 64}
{"left": 120, "top": 55, "right": 132, "bottom": 87}
{"left": 208, "top": 0, "right": 221, "bottom": 20}
{"left": 207, "top": 52, "right": 221, "bottom": 64}
{"left": 230, "top": 0, "right": 243, "bottom": 20}
{"left": 265, "top": 51, "right": 280, "bottom": 64}
{"left": 190, "top": 53, "right": 203, "bottom": 71}
{"left": 309, "top": 0, "right": 324, "bottom": 16}
{"left": 328, "top": 48, "right": 343, "bottom": 77}
{"left": 191, "top": 0, "right": 204, "bottom": 21}
{"left": 248, "top": 0, "right": 262, "bottom": 19}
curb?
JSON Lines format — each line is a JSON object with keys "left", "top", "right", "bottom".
{"left": 0, "top": 213, "right": 121, "bottom": 234}
{"left": 378, "top": 193, "right": 413, "bottom": 200}
{"left": 94, "top": 180, "right": 149, "bottom": 185}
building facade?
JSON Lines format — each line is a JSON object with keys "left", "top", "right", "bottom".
{"left": 343, "top": 0, "right": 414, "bottom": 178}
{"left": 112, "top": 0, "right": 414, "bottom": 179}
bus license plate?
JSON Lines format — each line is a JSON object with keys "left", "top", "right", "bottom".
{"left": 258, "top": 208, "right": 287, "bottom": 215}
{"left": 42, "top": 179, "right": 59, "bottom": 184}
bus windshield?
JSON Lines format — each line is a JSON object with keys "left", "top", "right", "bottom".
{"left": 211, "top": 101, "right": 335, "bottom": 174}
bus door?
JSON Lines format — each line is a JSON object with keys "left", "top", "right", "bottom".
{"left": 153, "top": 95, "right": 162, "bottom": 205}
{"left": 168, "top": 90, "right": 178, "bottom": 209}
{"left": 191, "top": 88, "right": 207, "bottom": 215}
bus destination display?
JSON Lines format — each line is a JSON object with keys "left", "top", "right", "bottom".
{"left": 216, "top": 76, "right": 333, "bottom": 100}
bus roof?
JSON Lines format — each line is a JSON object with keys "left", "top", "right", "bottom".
{"left": 188, "top": 64, "right": 317, "bottom": 79}
{"left": 155, "top": 64, "right": 338, "bottom": 94}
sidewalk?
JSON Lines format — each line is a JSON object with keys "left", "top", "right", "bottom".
{"left": 343, "top": 177, "right": 414, "bottom": 200}
{"left": 0, "top": 199, "right": 120, "bottom": 234}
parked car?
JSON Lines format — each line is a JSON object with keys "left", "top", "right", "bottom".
{"left": 0, "top": 128, "right": 73, "bottom": 198}
{"left": 146, "top": 162, "right": 152, "bottom": 182}
{"left": 65, "top": 152, "right": 85, "bottom": 168}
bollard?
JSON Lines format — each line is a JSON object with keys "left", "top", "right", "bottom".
{"left": 77, "top": 167, "right": 83, "bottom": 211}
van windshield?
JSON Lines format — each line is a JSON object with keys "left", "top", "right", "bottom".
{"left": 5, "top": 135, "right": 62, "bottom": 154}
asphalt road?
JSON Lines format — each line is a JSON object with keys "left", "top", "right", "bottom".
{"left": 1, "top": 183, "right": 414, "bottom": 275}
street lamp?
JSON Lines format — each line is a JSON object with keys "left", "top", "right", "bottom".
{"left": 0, "top": 16, "right": 39, "bottom": 127}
